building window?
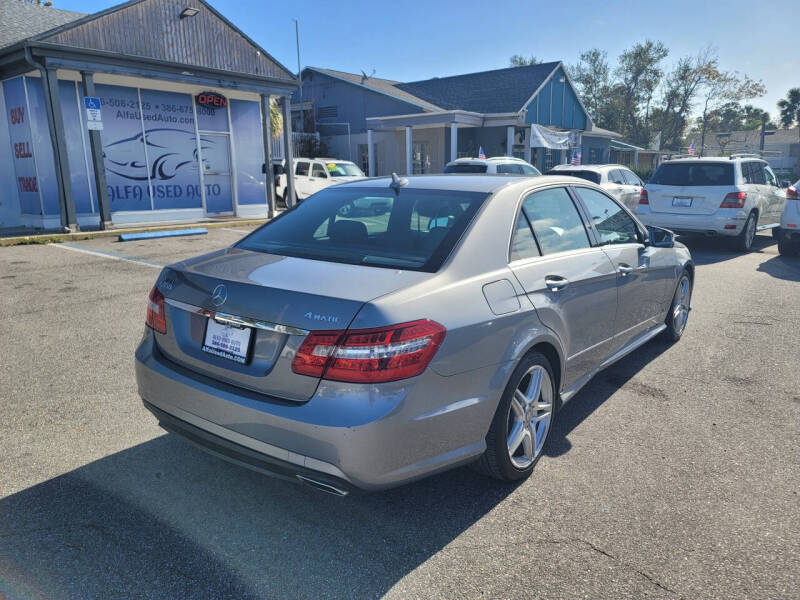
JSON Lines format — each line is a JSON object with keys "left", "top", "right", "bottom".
{"left": 358, "top": 143, "right": 378, "bottom": 175}
{"left": 413, "top": 142, "right": 431, "bottom": 174}
{"left": 588, "top": 148, "right": 601, "bottom": 164}
{"left": 544, "top": 149, "right": 561, "bottom": 171}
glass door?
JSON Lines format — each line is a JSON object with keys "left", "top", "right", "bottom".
{"left": 200, "top": 133, "right": 233, "bottom": 214}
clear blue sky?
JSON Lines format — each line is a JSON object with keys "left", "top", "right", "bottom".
{"left": 57, "top": 0, "right": 799, "bottom": 120}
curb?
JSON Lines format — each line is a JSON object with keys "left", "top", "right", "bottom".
{"left": 0, "top": 219, "right": 268, "bottom": 247}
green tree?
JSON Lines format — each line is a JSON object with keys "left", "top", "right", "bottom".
{"left": 270, "top": 98, "right": 282, "bottom": 139}
{"left": 509, "top": 54, "right": 540, "bottom": 67}
{"left": 570, "top": 49, "right": 610, "bottom": 123}
{"left": 777, "top": 88, "right": 800, "bottom": 142}
{"left": 655, "top": 50, "right": 713, "bottom": 150}
{"left": 615, "top": 40, "right": 669, "bottom": 146}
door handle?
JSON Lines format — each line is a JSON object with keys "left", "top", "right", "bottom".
{"left": 617, "top": 263, "right": 634, "bottom": 276}
{"left": 544, "top": 275, "right": 570, "bottom": 291}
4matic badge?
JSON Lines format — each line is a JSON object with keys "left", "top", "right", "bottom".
{"left": 304, "top": 312, "right": 340, "bottom": 324}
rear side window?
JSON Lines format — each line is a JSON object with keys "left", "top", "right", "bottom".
{"left": 444, "top": 164, "right": 488, "bottom": 174}
{"left": 609, "top": 169, "right": 626, "bottom": 184}
{"left": 548, "top": 169, "right": 601, "bottom": 184}
{"left": 295, "top": 161, "right": 309, "bottom": 176}
{"left": 650, "top": 163, "right": 734, "bottom": 186}
{"left": 237, "top": 187, "right": 489, "bottom": 272}
{"left": 497, "top": 163, "right": 523, "bottom": 174}
{"left": 522, "top": 187, "right": 590, "bottom": 255}
{"left": 311, "top": 164, "right": 327, "bottom": 178}
{"left": 510, "top": 211, "right": 539, "bottom": 261}
{"left": 621, "top": 170, "right": 641, "bottom": 186}
{"left": 742, "top": 162, "right": 766, "bottom": 185}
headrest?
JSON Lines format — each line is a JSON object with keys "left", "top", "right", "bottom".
{"left": 329, "top": 219, "right": 368, "bottom": 244}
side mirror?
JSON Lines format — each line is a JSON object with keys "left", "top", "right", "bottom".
{"left": 261, "top": 163, "right": 266, "bottom": 174}
{"left": 647, "top": 225, "right": 675, "bottom": 248}
{"left": 781, "top": 180, "right": 791, "bottom": 188}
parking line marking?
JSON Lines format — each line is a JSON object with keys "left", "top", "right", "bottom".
{"left": 53, "top": 242, "right": 164, "bottom": 269}
{"left": 220, "top": 227, "right": 250, "bottom": 233}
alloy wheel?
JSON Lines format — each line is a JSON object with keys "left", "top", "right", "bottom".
{"left": 672, "top": 276, "right": 691, "bottom": 335}
{"left": 507, "top": 365, "right": 553, "bottom": 469}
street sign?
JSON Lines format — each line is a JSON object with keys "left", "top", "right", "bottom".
{"left": 83, "top": 96, "right": 102, "bottom": 129}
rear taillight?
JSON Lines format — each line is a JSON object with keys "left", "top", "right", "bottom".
{"left": 292, "top": 319, "right": 446, "bottom": 383}
{"left": 638, "top": 189, "right": 649, "bottom": 205}
{"left": 276, "top": 174, "right": 282, "bottom": 188}
{"left": 146, "top": 286, "right": 167, "bottom": 334}
{"left": 787, "top": 186, "right": 799, "bottom": 200}
{"left": 721, "top": 191, "right": 746, "bottom": 208}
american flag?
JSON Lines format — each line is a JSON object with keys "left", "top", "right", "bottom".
{"left": 478, "top": 146, "right": 486, "bottom": 159}
{"left": 688, "top": 140, "right": 695, "bottom": 155}
{"left": 571, "top": 150, "right": 581, "bottom": 165}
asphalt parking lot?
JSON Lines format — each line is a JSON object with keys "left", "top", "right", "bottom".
{"left": 1, "top": 227, "right": 798, "bottom": 599}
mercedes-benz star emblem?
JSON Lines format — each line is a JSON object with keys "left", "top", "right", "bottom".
{"left": 211, "top": 284, "right": 228, "bottom": 307}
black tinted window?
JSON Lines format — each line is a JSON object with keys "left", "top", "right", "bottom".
{"left": 650, "top": 163, "right": 734, "bottom": 186}
{"left": 295, "top": 161, "right": 309, "bottom": 176}
{"left": 444, "top": 164, "right": 488, "bottom": 173}
{"left": 497, "top": 163, "right": 523, "bottom": 174}
{"left": 522, "top": 187, "right": 590, "bottom": 255}
{"left": 510, "top": 211, "right": 539, "bottom": 261}
{"left": 237, "top": 187, "right": 488, "bottom": 272}
{"left": 547, "top": 169, "right": 600, "bottom": 184}
{"left": 744, "top": 162, "right": 766, "bottom": 184}
{"left": 574, "top": 187, "right": 639, "bottom": 245}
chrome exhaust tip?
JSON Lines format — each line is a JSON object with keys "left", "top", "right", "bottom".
{"left": 296, "top": 475, "right": 349, "bottom": 497}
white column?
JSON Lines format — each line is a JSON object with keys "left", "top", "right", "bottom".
{"left": 634, "top": 149, "right": 639, "bottom": 169}
{"left": 523, "top": 126, "right": 531, "bottom": 163}
{"left": 450, "top": 122, "right": 458, "bottom": 162}
{"left": 405, "top": 126, "right": 413, "bottom": 175}
{"left": 367, "top": 128, "right": 375, "bottom": 176}
{"left": 506, "top": 126, "right": 515, "bottom": 157}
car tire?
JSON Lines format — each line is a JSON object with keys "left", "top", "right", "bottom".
{"left": 778, "top": 236, "right": 800, "bottom": 257}
{"left": 735, "top": 212, "right": 757, "bottom": 252}
{"left": 474, "top": 351, "right": 556, "bottom": 482}
{"left": 276, "top": 192, "right": 286, "bottom": 209}
{"left": 772, "top": 226, "right": 782, "bottom": 240}
{"left": 662, "top": 270, "right": 692, "bottom": 342}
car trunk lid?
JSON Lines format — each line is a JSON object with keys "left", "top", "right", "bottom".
{"left": 646, "top": 184, "right": 728, "bottom": 215}
{"left": 155, "top": 248, "right": 430, "bottom": 401}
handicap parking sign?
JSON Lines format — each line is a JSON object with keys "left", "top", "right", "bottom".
{"left": 84, "top": 97, "right": 101, "bottom": 110}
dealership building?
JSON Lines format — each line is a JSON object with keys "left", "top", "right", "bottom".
{"left": 0, "top": 0, "right": 298, "bottom": 232}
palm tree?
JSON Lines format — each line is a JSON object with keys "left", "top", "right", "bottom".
{"left": 777, "top": 88, "right": 800, "bottom": 141}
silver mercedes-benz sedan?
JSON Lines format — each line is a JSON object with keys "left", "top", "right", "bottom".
{"left": 135, "top": 174, "right": 693, "bottom": 495}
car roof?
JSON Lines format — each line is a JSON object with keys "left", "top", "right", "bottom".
{"left": 549, "top": 164, "right": 627, "bottom": 172}
{"left": 448, "top": 156, "right": 531, "bottom": 164}
{"left": 662, "top": 157, "right": 764, "bottom": 164}
{"left": 336, "top": 174, "right": 585, "bottom": 194}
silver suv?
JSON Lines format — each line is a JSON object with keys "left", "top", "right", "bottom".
{"left": 636, "top": 156, "right": 786, "bottom": 251}
{"left": 778, "top": 180, "right": 800, "bottom": 256}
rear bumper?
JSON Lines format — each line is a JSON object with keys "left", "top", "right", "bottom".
{"left": 636, "top": 207, "right": 745, "bottom": 236}
{"left": 135, "top": 332, "right": 503, "bottom": 491}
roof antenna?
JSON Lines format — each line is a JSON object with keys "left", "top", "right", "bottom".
{"left": 360, "top": 68, "right": 376, "bottom": 83}
{"left": 390, "top": 172, "right": 408, "bottom": 193}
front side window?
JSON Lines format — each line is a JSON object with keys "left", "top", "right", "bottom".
{"left": 522, "top": 187, "right": 590, "bottom": 255}
{"left": 609, "top": 169, "right": 626, "bottom": 185}
{"left": 520, "top": 164, "right": 542, "bottom": 176}
{"left": 295, "top": 161, "right": 309, "bottom": 176}
{"left": 573, "top": 187, "right": 639, "bottom": 245}
{"left": 311, "top": 163, "right": 327, "bottom": 178}
{"left": 764, "top": 165, "right": 778, "bottom": 187}
{"left": 509, "top": 211, "right": 539, "bottom": 261}
{"left": 237, "top": 187, "right": 489, "bottom": 272}
{"left": 621, "top": 170, "right": 641, "bottom": 186}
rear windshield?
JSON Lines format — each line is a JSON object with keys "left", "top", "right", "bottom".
{"left": 650, "top": 163, "right": 734, "bottom": 186}
{"left": 444, "top": 164, "right": 488, "bottom": 174}
{"left": 547, "top": 169, "right": 600, "bottom": 184}
{"left": 236, "top": 186, "right": 489, "bottom": 272}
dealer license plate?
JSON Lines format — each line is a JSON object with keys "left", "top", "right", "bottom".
{"left": 202, "top": 318, "right": 252, "bottom": 364}
{"left": 672, "top": 196, "right": 693, "bottom": 207}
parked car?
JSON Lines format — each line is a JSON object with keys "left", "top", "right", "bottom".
{"left": 136, "top": 174, "right": 693, "bottom": 494}
{"left": 636, "top": 156, "right": 786, "bottom": 251}
{"left": 547, "top": 164, "right": 643, "bottom": 211}
{"left": 279, "top": 158, "right": 366, "bottom": 205}
{"left": 778, "top": 180, "right": 800, "bottom": 256}
{"left": 444, "top": 156, "right": 541, "bottom": 176}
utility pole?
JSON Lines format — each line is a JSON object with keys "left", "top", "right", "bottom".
{"left": 293, "top": 19, "right": 301, "bottom": 78}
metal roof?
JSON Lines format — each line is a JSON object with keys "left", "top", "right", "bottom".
{"left": 0, "top": 0, "right": 84, "bottom": 50}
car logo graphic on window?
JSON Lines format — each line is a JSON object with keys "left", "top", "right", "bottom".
{"left": 211, "top": 284, "right": 228, "bottom": 307}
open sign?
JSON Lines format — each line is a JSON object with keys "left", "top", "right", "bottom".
{"left": 196, "top": 92, "right": 228, "bottom": 109}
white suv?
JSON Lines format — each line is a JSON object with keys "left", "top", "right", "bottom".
{"left": 279, "top": 158, "right": 366, "bottom": 204}
{"left": 636, "top": 156, "right": 786, "bottom": 251}
{"left": 778, "top": 180, "right": 800, "bottom": 256}
{"left": 548, "top": 164, "right": 643, "bottom": 211}
{"left": 444, "top": 157, "right": 541, "bottom": 176}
